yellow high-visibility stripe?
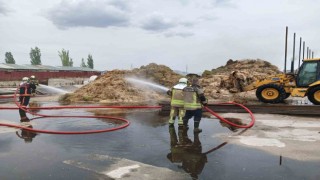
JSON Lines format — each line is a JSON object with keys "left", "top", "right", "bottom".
{"left": 184, "top": 91, "right": 201, "bottom": 110}
{"left": 171, "top": 89, "right": 184, "bottom": 107}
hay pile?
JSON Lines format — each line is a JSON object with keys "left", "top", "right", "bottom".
{"left": 62, "top": 59, "right": 281, "bottom": 104}
{"left": 201, "top": 59, "right": 281, "bottom": 102}
{"left": 62, "top": 63, "right": 182, "bottom": 104}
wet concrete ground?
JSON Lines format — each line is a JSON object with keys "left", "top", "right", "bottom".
{"left": 0, "top": 102, "right": 320, "bottom": 180}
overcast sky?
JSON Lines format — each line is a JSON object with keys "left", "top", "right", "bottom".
{"left": 0, "top": 0, "right": 319, "bottom": 73}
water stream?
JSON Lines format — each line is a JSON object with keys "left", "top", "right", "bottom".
{"left": 38, "top": 84, "right": 69, "bottom": 94}
{"left": 125, "top": 77, "right": 169, "bottom": 92}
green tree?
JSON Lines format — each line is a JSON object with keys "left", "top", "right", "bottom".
{"left": 80, "top": 58, "right": 87, "bottom": 67}
{"left": 5, "top": 52, "right": 15, "bottom": 64}
{"left": 30, "top": 47, "right": 42, "bottom": 65}
{"left": 87, "top": 54, "right": 94, "bottom": 69}
{"left": 58, "top": 49, "right": 73, "bottom": 66}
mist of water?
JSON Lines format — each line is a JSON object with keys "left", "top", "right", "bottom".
{"left": 125, "top": 77, "right": 169, "bottom": 92}
{"left": 39, "top": 84, "right": 69, "bottom": 94}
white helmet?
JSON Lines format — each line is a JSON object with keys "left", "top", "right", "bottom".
{"left": 30, "top": 75, "right": 35, "bottom": 79}
{"left": 178, "top": 78, "right": 188, "bottom": 84}
{"left": 22, "top": 77, "right": 29, "bottom": 82}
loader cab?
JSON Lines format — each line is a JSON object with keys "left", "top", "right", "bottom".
{"left": 296, "top": 59, "right": 320, "bottom": 87}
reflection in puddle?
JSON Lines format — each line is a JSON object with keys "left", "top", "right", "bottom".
{"left": 16, "top": 124, "right": 38, "bottom": 143}
{"left": 29, "top": 101, "right": 41, "bottom": 113}
{"left": 167, "top": 125, "right": 232, "bottom": 179}
{"left": 167, "top": 126, "right": 207, "bottom": 179}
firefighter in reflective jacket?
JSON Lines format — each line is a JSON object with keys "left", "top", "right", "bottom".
{"left": 29, "top": 75, "right": 38, "bottom": 95}
{"left": 19, "top": 77, "right": 32, "bottom": 122}
{"left": 167, "top": 78, "right": 188, "bottom": 126}
{"left": 183, "top": 77, "right": 207, "bottom": 133}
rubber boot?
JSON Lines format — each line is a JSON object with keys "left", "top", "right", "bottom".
{"left": 194, "top": 121, "right": 202, "bottom": 133}
{"left": 19, "top": 108, "right": 30, "bottom": 122}
{"left": 183, "top": 119, "right": 189, "bottom": 130}
{"left": 19, "top": 108, "right": 25, "bottom": 117}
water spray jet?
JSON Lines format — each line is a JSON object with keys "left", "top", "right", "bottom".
{"left": 125, "top": 77, "right": 169, "bottom": 92}
{"left": 38, "top": 84, "right": 69, "bottom": 94}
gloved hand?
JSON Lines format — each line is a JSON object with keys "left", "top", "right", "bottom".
{"left": 202, "top": 100, "right": 208, "bottom": 106}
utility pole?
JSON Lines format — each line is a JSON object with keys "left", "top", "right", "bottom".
{"left": 284, "top": 26, "right": 288, "bottom": 73}
{"left": 298, "top": 37, "right": 302, "bottom": 68}
{"left": 291, "top": 33, "right": 296, "bottom": 73}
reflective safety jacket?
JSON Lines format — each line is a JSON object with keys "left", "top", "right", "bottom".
{"left": 19, "top": 82, "right": 31, "bottom": 95}
{"left": 183, "top": 86, "right": 205, "bottom": 110}
{"left": 29, "top": 81, "right": 37, "bottom": 94}
{"left": 170, "top": 83, "right": 187, "bottom": 107}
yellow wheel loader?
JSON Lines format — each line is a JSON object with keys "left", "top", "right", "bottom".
{"left": 243, "top": 58, "right": 320, "bottom": 105}
{"left": 241, "top": 27, "right": 320, "bottom": 105}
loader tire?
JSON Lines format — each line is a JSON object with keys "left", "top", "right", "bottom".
{"left": 307, "top": 86, "right": 320, "bottom": 105}
{"left": 256, "top": 84, "right": 286, "bottom": 103}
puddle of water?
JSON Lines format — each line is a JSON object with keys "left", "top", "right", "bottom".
{"left": 0, "top": 102, "right": 319, "bottom": 179}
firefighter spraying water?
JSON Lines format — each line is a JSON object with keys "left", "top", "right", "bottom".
{"left": 18, "top": 77, "right": 32, "bottom": 122}
{"left": 167, "top": 77, "right": 188, "bottom": 126}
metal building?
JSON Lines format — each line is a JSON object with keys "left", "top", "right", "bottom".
{"left": 0, "top": 63, "right": 101, "bottom": 84}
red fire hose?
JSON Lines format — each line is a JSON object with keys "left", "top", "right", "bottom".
{"left": 0, "top": 91, "right": 255, "bottom": 134}
{"left": 204, "top": 102, "right": 255, "bottom": 128}
{"left": 0, "top": 89, "right": 133, "bottom": 134}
